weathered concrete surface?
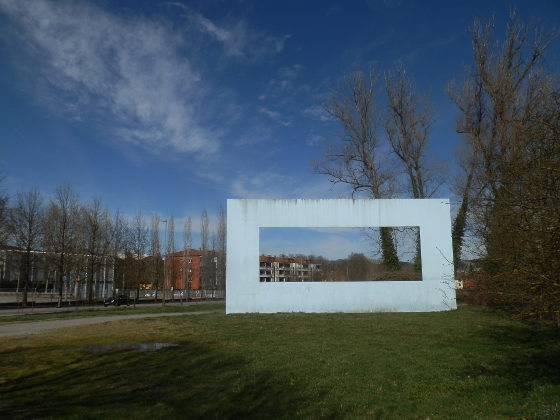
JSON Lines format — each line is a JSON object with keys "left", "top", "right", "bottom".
{"left": 226, "top": 199, "right": 456, "bottom": 314}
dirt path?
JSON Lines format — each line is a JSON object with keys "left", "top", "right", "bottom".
{"left": 0, "top": 311, "right": 221, "bottom": 338}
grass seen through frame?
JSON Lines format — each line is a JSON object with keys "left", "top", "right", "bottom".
{"left": 1, "top": 305, "right": 559, "bottom": 418}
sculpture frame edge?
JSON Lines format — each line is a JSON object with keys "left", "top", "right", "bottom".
{"left": 226, "top": 199, "right": 456, "bottom": 313}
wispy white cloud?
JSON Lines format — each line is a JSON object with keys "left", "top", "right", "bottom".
{"left": 258, "top": 107, "right": 291, "bottom": 126}
{"left": 302, "top": 105, "right": 333, "bottom": 122}
{"left": 196, "top": 16, "right": 288, "bottom": 61}
{"left": 230, "top": 171, "right": 345, "bottom": 200}
{"left": 305, "top": 134, "right": 323, "bottom": 147}
{"left": 263, "top": 64, "right": 306, "bottom": 94}
{"left": 278, "top": 64, "right": 304, "bottom": 88}
{"left": 259, "top": 107, "right": 282, "bottom": 120}
{"left": 197, "top": 14, "right": 232, "bottom": 43}
{"left": 230, "top": 172, "right": 295, "bottom": 198}
{"left": 233, "top": 123, "right": 274, "bottom": 148}
{"left": 165, "top": 2, "right": 288, "bottom": 62}
{"left": 291, "top": 177, "right": 348, "bottom": 199}
{"left": 0, "top": 0, "right": 219, "bottom": 157}
{"left": 195, "top": 14, "right": 247, "bottom": 58}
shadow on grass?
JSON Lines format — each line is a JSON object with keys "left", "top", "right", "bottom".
{"left": 0, "top": 340, "right": 332, "bottom": 419}
{"left": 468, "top": 320, "right": 560, "bottom": 390}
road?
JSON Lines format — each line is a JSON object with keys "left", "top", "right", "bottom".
{"left": 0, "top": 310, "right": 222, "bottom": 338}
{"left": 0, "top": 300, "right": 218, "bottom": 316}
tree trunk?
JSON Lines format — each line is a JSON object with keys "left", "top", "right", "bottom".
{"left": 380, "top": 227, "right": 400, "bottom": 271}
{"left": 452, "top": 166, "right": 474, "bottom": 273}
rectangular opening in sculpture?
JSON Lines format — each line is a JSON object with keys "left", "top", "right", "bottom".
{"left": 259, "top": 226, "right": 422, "bottom": 282}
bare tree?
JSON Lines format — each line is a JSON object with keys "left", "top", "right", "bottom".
{"left": 166, "top": 215, "right": 175, "bottom": 296}
{"left": 200, "top": 209, "right": 211, "bottom": 290}
{"left": 112, "top": 211, "right": 132, "bottom": 296}
{"left": 44, "top": 182, "right": 79, "bottom": 307}
{"left": 447, "top": 72, "right": 485, "bottom": 271}
{"left": 0, "top": 173, "right": 9, "bottom": 246}
{"left": 110, "top": 210, "right": 129, "bottom": 294}
{"left": 216, "top": 205, "right": 226, "bottom": 291}
{"left": 10, "top": 188, "right": 44, "bottom": 306}
{"left": 314, "top": 65, "right": 400, "bottom": 270}
{"left": 463, "top": 11, "right": 557, "bottom": 206}
{"left": 385, "top": 63, "right": 440, "bottom": 199}
{"left": 182, "top": 216, "right": 192, "bottom": 301}
{"left": 211, "top": 231, "right": 217, "bottom": 290}
{"left": 132, "top": 210, "right": 148, "bottom": 300}
{"left": 118, "top": 218, "right": 135, "bottom": 291}
{"left": 385, "top": 63, "right": 442, "bottom": 270}
{"left": 80, "top": 198, "right": 111, "bottom": 303}
{"left": 449, "top": 11, "right": 560, "bottom": 320}
{"left": 149, "top": 213, "right": 162, "bottom": 298}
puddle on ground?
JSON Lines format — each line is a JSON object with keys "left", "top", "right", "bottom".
{"left": 82, "top": 343, "right": 179, "bottom": 353}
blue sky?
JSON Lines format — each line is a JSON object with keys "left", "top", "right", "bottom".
{"left": 1, "top": 0, "right": 559, "bottom": 257}
{"left": 260, "top": 227, "right": 419, "bottom": 261}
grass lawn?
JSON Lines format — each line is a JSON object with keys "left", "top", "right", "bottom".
{"left": 0, "top": 306, "right": 559, "bottom": 419}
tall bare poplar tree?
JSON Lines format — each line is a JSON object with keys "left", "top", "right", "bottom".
{"left": 315, "top": 66, "right": 400, "bottom": 270}
{"left": 447, "top": 71, "right": 485, "bottom": 271}
{"left": 132, "top": 210, "right": 148, "bottom": 299}
{"left": 200, "top": 209, "right": 211, "bottom": 290}
{"left": 10, "top": 188, "right": 44, "bottom": 306}
{"left": 0, "top": 174, "right": 9, "bottom": 247}
{"left": 110, "top": 210, "right": 128, "bottom": 295}
{"left": 149, "top": 213, "right": 162, "bottom": 299}
{"left": 182, "top": 216, "right": 192, "bottom": 301}
{"left": 385, "top": 63, "right": 441, "bottom": 270}
{"left": 216, "top": 205, "right": 226, "bottom": 291}
{"left": 385, "top": 63, "right": 439, "bottom": 200}
{"left": 82, "top": 197, "right": 112, "bottom": 303}
{"left": 44, "top": 182, "right": 79, "bottom": 307}
{"left": 166, "top": 215, "right": 175, "bottom": 293}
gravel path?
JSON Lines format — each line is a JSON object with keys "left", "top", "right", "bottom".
{"left": 0, "top": 311, "right": 219, "bottom": 338}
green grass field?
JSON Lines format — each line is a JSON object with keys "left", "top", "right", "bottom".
{"left": 1, "top": 305, "right": 559, "bottom": 419}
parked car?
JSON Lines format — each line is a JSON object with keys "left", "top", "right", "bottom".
{"left": 103, "top": 295, "right": 130, "bottom": 307}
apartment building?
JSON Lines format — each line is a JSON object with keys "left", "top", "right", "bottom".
{"left": 165, "top": 252, "right": 321, "bottom": 287}
{"left": 259, "top": 256, "right": 321, "bottom": 282}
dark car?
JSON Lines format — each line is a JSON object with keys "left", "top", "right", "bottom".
{"left": 103, "top": 295, "right": 130, "bottom": 307}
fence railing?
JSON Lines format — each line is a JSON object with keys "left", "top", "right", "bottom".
{"left": 0, "top": 288, "right": 225, "bottom": 305}
{"left": 136, "top": 289, "right": 224, "bottom": 300}
{"left": 0, "top": 289, "right": 74, "bottom": 304}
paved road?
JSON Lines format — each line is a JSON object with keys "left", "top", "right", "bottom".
{"left": 0, "top": 301, "right": 218, "bottom": 316}
{"left": 0, "top": 310, "right": 221, "bottom": 338}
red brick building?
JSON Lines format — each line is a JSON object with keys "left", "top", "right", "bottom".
{"left": 164, "top": 251, "right": 323, "bottom": 291}
{"left": 165, "top": 249, "right": 222, "bottom": 291}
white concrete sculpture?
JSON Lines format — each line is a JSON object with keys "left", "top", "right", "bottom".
{"left": 226, "top": 199, "right": 456, "bottom": 313}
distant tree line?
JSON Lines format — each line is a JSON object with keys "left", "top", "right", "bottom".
{"left": 0, "top": 179, "right": 226, "bottom": 307}
{"left": 316, "top": 11, "right": 560, "bottom": 323}
{"left": 278, "top": 252, "right": 421, "bottom": 282}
